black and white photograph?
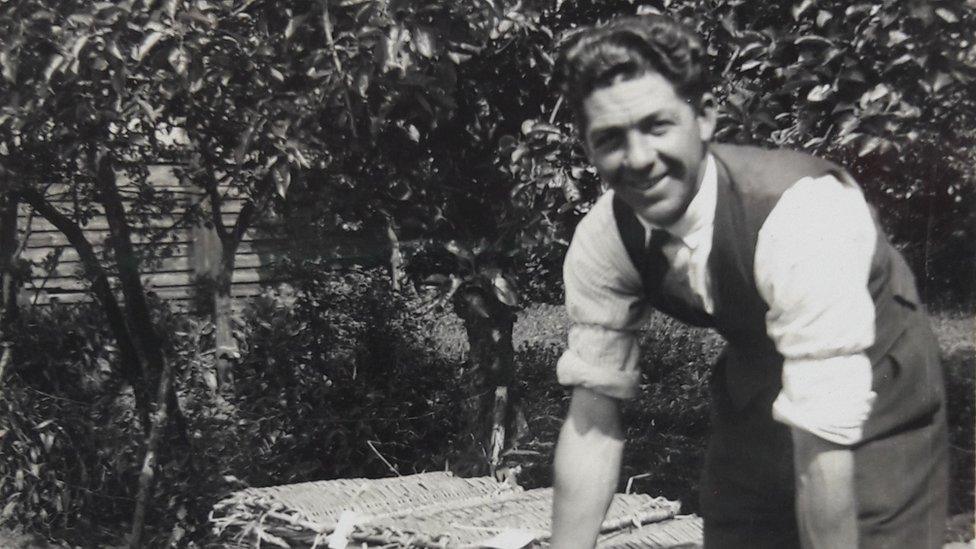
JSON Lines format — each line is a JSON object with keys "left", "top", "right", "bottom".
{"left": 0, "top": 0, "right": 972, "bottom": 547}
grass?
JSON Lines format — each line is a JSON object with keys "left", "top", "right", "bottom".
{"left": 438, "top": 301, "right": 973, "bottom": 358}
{"left": 432, "top": 302, "right": 974, "bottom": 521}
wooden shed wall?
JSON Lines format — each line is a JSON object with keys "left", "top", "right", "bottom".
{"left": 17, "top": 165, "right": 279, "bottom": 311}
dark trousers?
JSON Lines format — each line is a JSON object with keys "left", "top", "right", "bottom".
{"left": 700, "top": 395, "right": 948, "bottom": 549}
{"left": 704, "top": 516, "right": 800, "bottom": 549}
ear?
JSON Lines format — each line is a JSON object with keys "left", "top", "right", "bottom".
{"left": 581, "top": 130, "right": 593, "bottom": 159}
{"left": 695, "top": 93, "right": 717, "bottom": 142}
{"left": 579, "top": 116, "right": 595, "bottom": 160}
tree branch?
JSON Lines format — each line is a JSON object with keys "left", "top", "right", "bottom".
{"left": 231, "top": 199, "right": 256, "bottom": 246}
{"left": 19, "top": 186, "right": 151, "bottom": 430}
{"left": 231, "top": 173, "right": 274, "bottom": 244}
{"left": 92, "top": 148, "right": 159, "bottom": 352}
{"left": 199, "top": 164, "right": 231, "bottom": 243}
{"left": 322, "top": 1, "right": 359, "bottom": 140}
{"left": 91, "top": 147, "right": 195, "bottom": 521}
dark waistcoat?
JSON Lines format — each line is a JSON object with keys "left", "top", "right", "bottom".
{"left": 613, "top": 144, "right": 944, "bottom": 442}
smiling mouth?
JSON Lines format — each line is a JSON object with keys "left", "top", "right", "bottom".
{"left": 622, "top": 174, "right": 666, "bottom": 192}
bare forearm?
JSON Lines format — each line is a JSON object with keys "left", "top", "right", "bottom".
{"left": 551, "top": 388, "right": 624, "bottom": 549}
{"left": 792, "top": 428, "right": 858, "bottom": 548}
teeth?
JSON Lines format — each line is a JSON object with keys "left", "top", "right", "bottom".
{"left": 631, "top": 176, "right": 662, "bottom": 191}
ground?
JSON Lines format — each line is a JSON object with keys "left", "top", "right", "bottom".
{"left": 1, "top": 307, "right": 972, "bottom": 547}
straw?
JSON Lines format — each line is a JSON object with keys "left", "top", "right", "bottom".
{"left": 209, "top": 471, "right": 702, "bottom": 548}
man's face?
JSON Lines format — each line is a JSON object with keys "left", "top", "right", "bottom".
{"left": 582, "top": 72, "right": 716, "bottom": 226}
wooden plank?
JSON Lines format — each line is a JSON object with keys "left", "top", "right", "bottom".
{"left": 22, "top": 243, "right": 194, "bottom": 263}
{"left": 22, "top": 193, "right": 252, "bottom": 226}
{"left": 20, "top": 204, "right": 251, "bottom": 216}
{"left": 27, "top": 292, "right": 90, "bottom": 305}
{"left": 26, "top": 262, "right": 194, "bottom": 281}
{"left": 39, "top": 167, "right": 246, "bottom": 192}
{"left": 21, "top": 229, "right": 287, "bottom": 249}
{"left": 26, "top": 277, "right": 274, "bottom": 306}
{"left": 19, "top": 242, "right": 283, "bottom": 264}
{"left": 23, "top": 230, "right": 192, "bottom": 249}
{"left": 38, "top": 183, "right": 241, "bottom": 194}
{"left": 23, "top": 221, "right": 278, "bottom": 239}
{"left": 144, "top": 268, "right": 265, "bottom": 288}
{"left": 26, "top": 252, "right": 270, "bottom": 278}
{"left": 26, "top": 277, "right": 113, "bottom": 293}
{"left": 25, "top": 212, "right": 258, "bottom": 233}
{"left": 27, "top": 265, "right": 270, "bottom": 294}
{"left": 32, "top": 186, "right": 210, "bottom": 198}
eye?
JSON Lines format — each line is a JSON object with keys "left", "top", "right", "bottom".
{"left": 638, "top": 117, "right": 672, "bottom": 136}
{"left": 590, "top": 130, "right": 624, "bottom": 151}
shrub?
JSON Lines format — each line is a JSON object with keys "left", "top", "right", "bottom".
{"left": 512, "top": 245, "right": 568, "bottom": 306}
{"left": 509, "top": 308, "right": 722, "bottom": 512}
{"left": 228, "top": 268, "right": 465, "bottom": 485}
{"left": 619, "top": 314, "right": 722, "bottom": 512}
{"left": 0, "top": 304, "right": 140, "bottom": 542}
{"left": 510, "top": 341, "right": 567, "bottom": 489}
{"left": 0, "top": 299, "right": 238, "bottom": 547}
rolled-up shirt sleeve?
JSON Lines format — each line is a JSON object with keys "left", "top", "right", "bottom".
{"left": 756, "top": 173, "right": 878, "bottom": 446}
{"left": 558, "top": 193, "right": 647, "bottom": 400}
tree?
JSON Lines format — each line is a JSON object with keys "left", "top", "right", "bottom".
{"left": 404, "top": 0, "right": 975, "bottom": 471}
{"left": 255, "top": 0, "right": 586, "bottom": 475}
{"left": 190, "top": 0, "right": 573, "bottom": 475}
{"left": 0, "top": 1, "right": 198, "bottom": 543}
{"left": 151, "top": 0, "right": 516, "bottom": 390}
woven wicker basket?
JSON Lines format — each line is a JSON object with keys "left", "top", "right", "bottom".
{"left": 210, "top": 472, "right": 702, "bottom": 548}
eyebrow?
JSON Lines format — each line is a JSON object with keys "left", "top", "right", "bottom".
{"left": 588, "top": 111, "right": 672, "bottom": 139}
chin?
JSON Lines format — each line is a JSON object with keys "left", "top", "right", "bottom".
{"left": 647, "top": 210, "right": 682, "bottom": 227}
{"left": 618, "top": 193, "right": 675, "bottom": 223}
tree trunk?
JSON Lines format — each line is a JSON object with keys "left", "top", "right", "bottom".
{"left": 0, "top": 190, "right": 20, "bottom": 326}
{"left": 20, "top": 188, "right": 152, "bottom": 431}
{"left": 452, "top": 285, "right": 517, "bottom": 476}
{"left": 0, "top": 190, "right": 18, "bottom": 404}
{"left": 94, "top": 153, "right": 162, "bottom": 383}
{"left": 91, "top": 151, "right": 195, "bottom": 545}
{"left": 488, "top": 386, "right": 509, "bottom": 474}
{"left": 213, "top": 240, "right": 239, "bottom": 389}
{"left": 93, "top": 151, "right": 190, "bottom": 444}
{"left": 387, "top": 224, "right": 405, "bottom": 292}
{"left": 128, "top": 345, "right": 176, "bottom": 549}
{"left": 194, "top": 167, "right": 263, "bottom": 392}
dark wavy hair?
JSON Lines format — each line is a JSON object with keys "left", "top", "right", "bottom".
{"left": 556, "top": 15, "right": 710, "bottom": 127}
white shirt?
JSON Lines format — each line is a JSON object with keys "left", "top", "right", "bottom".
{"left": 634, "top": 154, "right": 718, "bottom": 314}
{"left": 558, "top": 154, "right": 877, "bottom": 445}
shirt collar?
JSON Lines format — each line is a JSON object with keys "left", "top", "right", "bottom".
{"left": 636, "top": 154, "right": 717, "bottom": 249}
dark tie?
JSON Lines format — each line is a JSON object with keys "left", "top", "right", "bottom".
{"left": 643, "top": 228, "right": 671, "bottom": 291}
{"left": 612, "top": 196, "right": 708, "bottom": 320}
{"left": 657, "top": 231, "right": 709, "bottom": 319}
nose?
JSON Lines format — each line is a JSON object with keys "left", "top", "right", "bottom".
{"left": 623, "top": 130, "right": 656, "bottom": 172}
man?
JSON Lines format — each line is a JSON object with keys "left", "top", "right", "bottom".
{"left": 549, "top": 14, "right": 947, "bottom": 549}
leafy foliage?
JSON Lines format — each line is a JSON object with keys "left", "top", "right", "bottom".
{"left": 0, "top": 305, "right": 139, "bottom": 541}
{"left": 230, "top": 269, "right": 464, "bottom": 484}
{"left": 507, "top": 306, "right": 723, "bottom": 511}
{"left": 1, "top": 299, "right": 972, "bottom": 544}
{"left": 694, "top": 0, "right": 976, "bottom": 302}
